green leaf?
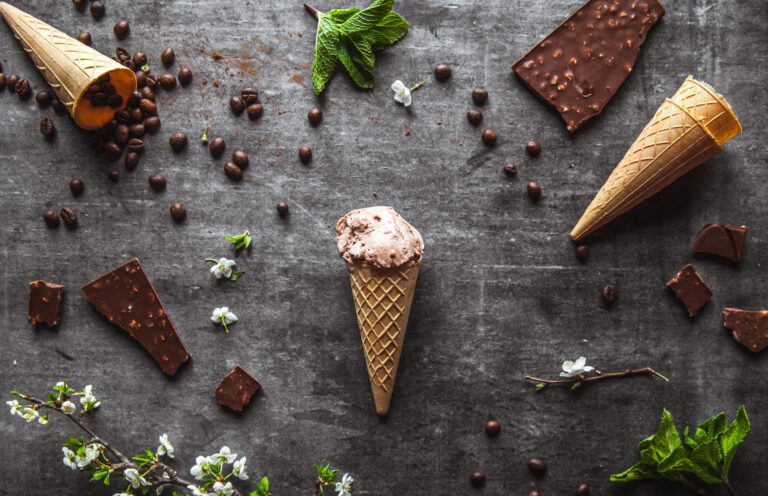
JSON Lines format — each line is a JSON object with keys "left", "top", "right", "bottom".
{"left": 230, "top": 270, "right": 246, "bottom": 282}
{"left": 360, "top": 11, "right": 409, "bottom": 48}
{"left": 224, "top": 231, "right": 253, "bottom": 252}
{"left": 205, "top": 258, "right": 220, "bottom": 264}
{"left": 337, "top": 41, "right": 374, "bottom": 90}
{"left": 340, "top": 0, "right": 394, "bottom": 34}
{"left": 534, "top": 383, "right": 545, "bottom": 392}
{"left": 689, "top": 437, "right": 724, "bottom": 484}
{"left": 610, "top": 461, "right": 659, "bottom": 482}
{"left": 719, "top": 405, "right": 750, "bottom": 481}
{"left": 327, "top": 7, "right": 360, "bottom": 23}
{"left": 63, "top": 436, "right": 84, "bottom": 449}
{"left": 312, "top": 14, "right": 340, "bottom": 94}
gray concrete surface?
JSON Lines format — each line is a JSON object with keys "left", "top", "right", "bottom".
{"left": 1, "top": 0, "right": 767, "bottom": 495}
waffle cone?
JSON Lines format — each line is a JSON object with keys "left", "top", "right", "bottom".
{"left": 0, "top": 2, "right": 136, "bottom": 130}
{"left": 348, "top": 263, "right": 420, "bottom": 416}
{"left": 672, "top": 76, "right": 742, "bottom": 146}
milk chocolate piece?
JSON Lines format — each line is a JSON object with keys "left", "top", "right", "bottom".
{"left": 81, "top": 259, "right": 190, "bottom": 375}
{"left": 215, "top": 365, "right": 261, "bottom": 412}
{"left": 513, "top": 0, "right": 665, "bottom": 131}
{"left": 666, "top": 264, "right": 712, "bottom": 317}
{"left": 723, "top": 308, "right": 768, "bottom": 353}
{"left": 693, "top": 224, "right": 747, "bottom": 262}
{"left": 28, "top": 280, "right": 63, "bottom": 327}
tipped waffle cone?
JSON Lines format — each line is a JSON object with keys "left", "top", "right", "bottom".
{"left": 348, "top": 263, "right": 420, "bottom": 416}
{"left": 0, "top": 2, "right": 136, "bottom": 130}
{"left": 571, "top": 98, "right": 724, "bottom": 240}
{"left": 672, "top": 76, "right": 742, "bottom": 146}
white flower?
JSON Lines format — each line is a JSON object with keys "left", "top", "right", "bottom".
{"left": 157, "top": 433, "right": 175, "bottom": 459}
{"left": 55, "top": 381, "right": 65, "bottom": 388}
{"left": 6, "top": 400, "right": 21, "bottom": 416}
{"left": 560, "top": 356, "right": 595, "bottom": 377}
{"left": 335, "top": 473, "right": 353, "bottom": 496}
{"left": 77, "top": 443, "right": 102, "bottom": 468}
{"left": 114, "top": 493, "right": 133, "bottom": 496}
{"left": 81, "top": 385, "right": 95, "bottom": 403}
{"left": 62, "top": 447, "right": 78, "bottom": 470}
{"left": 233, "top": 456, "right": 248, "bottom": 480}
{"left": 20, "top": 407, "right": 38, "bottom": 423}
{"left": 187, "top": 486, "right": 210, "bottom": 496}
{"left": 212, "top": 446, "right": 237, "bottom": 464}
{"left": 38, "top": 414, "right": 49, "bottom": 425}
{"left": 212, "top": 481, "right": 234, "bottom": 496}
{"left": 61, "top": 401, "right": 77, "bottom": 415}
{"left": 190, "top": 455, "right": 209, "bottom": 480}
{"left": 391, "top": 80, "right": 412, "bottom": 107}
{"left": 211, "top": 307, "right": 237, "bottom": 332}
{"left": 124, "top": 468, "right": 150, "bottom": 488}
{"left": 210, "top": 258, "right": 236, "bottom": 279}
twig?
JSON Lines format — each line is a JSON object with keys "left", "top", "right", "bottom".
{"left": 525, "top": 367, "right": 669, "bottom": 389}
{"left": 304, "top": 3, "right": 322, "bottom": 18}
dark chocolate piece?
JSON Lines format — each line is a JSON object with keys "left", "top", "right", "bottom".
{"left": 215, "top": 365, "right": 261, "bottom": 412}
{"left": 723, "top": 308, "right": 768, "bottom": 353}
{"left": 28, "top": 280, "right": 63, "bottom": 327}
{"left": 693, "top": 224, "right": 747, "bottom": 262}
{"left": 513, "top": 0, "right": 665, "bottom": 131}
{"left": 81, "top": 259, "right": 190, "bottom": 375}
{"left": 666, "top": 264, "right": 712, "bottom": 317}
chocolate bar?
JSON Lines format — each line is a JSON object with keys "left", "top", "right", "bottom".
{"left": 666, "top": 264, "right": 712, "bottom": 317}
{"left": 723, "top": 308, "right": 768, "bottom": 353}
{"left": 693, "top": 224, "right": 747, "bottom": 262}
{"left": 215, "top": 365, "right": 261, "bottom": 412}
{"left": 513, "top": 0, "right": 665, "bottom": 131}
{"left": 81, "top": 259, "right": 190, "bottom": 375}
{"left": 28, "top": 280, "right": 63, "bottom": 327}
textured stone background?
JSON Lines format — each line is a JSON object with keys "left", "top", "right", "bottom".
{"left": 1, "top": 0, "right": 766, "bottom": 495}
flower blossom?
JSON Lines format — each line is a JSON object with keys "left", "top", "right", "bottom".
{"left": 210, "top": 258, "right": 236, "bottom": 279}
{"left": 336, "top": 473, "right": 354, "bottom": 496}
{"left": 157, "top": 433, "right": 174, "bottom": 458}
{"left": 560, "top": 357, "right": 595, "bottom": 378}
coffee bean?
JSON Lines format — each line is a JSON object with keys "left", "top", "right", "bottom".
{"left": 90, "top": 1, "right": 105, "bottom": 20}
{"left": 129, "top": 124, "right": 145, "bottom": 138}
{"left": 602, "top": 284, "right": 618, "bottom": 304}
{"left": 298, "top": 146, "right": 312, "bottom": 164}
{"left": 139, "top": 98, "right": 157, "bottom": 115}
{"left": 307, "top": 107, "right": 323, "bottom": 126}
{"left": 108, "top": 170, "right": 119, "bottom": 182}
{"left": 114, "top": 124, "right": 129, "bottom": 147}
{"left": 115, "top": 110, "right": 130, "bottom": 124}
{"left": 60, "top": 207, "right": 77, "bottom": 227}
{"left": 126, "top": 92, "right": 140, "bottom": 108}
{"left": 107, "top": 94, "right": 123, "bottom": 108}
{"left": 434, "top": 63, "right": 452, "bottom": 82}
{"left": 469, "top": 471, "right": 485, "bottom": 488}
{"left": 124, "top": 151, "right": 140, "bottom": 171}
{"left": 128, "top": 138, "right": 144, "bottom": 153}
{"left": 503, "top": 164, "right": 518, "bottom": 177}
{"left": 472, "top": 88, "right": 488, "bottom": 106}
{"left": 36, "top": 90, "right": 52, "bottom": 108}
{"left": 241, "top": 88, "right": 259, "bottom": 104}
{"left": 527, "top": 181, "right": 542, "bottom": 201}
{"left": 115, "top": 47, "right": 130, "bottom": 63}
{"left": 135, "top": 70, "right": 147, "bottom": 88}
{"left": 43, "top": 209, "right": 60, "bottom": 228}
{"left": 467, "top": 109, "right": 483, "bottom": 126}
{"left": 161, "top": 48, "right": 175, "bottom": 67}
{"left": 169, "top": 132, "right": 188, "bottom": 153}
{"left": 229, "top": 96, "right": 245, "bottom": 115}
{"left": 232, "top": 150, "right": 249, "bottom": 169}
{"left": 132, "top": 51, "right": 147, "bottom": 68}
{"left": 528, "top": 491, "right": 540, "bottom": 496}
{"left": 144, "top": 116, "right": 161, "bottom": 134}
{"left": 16, "top": 79, "right": 31, "bottom": 99}
{"left": 484, "top": 419, "right": 501, "bottom": 437}
{"left": 72, "top": 0, "right": 86, "bottom": 11}
{"left": 148, "top": 174, "right": 167, "bottom": 191}
{"left": 169, "top": 202, "right": 186, "bottom": 222}
{"left": 575, "top": 483, "right": 590, "bottom": 496}
{"left": 40, "top": 118, "right": 56, "bottom": 141}
{"left": 6, "top": 74, "right": 18, "bottom": 92}
{"left": 51, "top": 97, "right": 65, "bottom": 115}
{"left": 69, "top": 179, "right": 85, "bottom": 197}
{"left": 276, "top": 202, "right": 289, "bottom": 217}
{"left": 178, "top": 68, "right": 193, "bottom": 86}
{"left": 145, "top": 74, "right": 157, "bottom": 89}
{"left": 159, "top": 73, "right": 176, "bottom": 90}
{"left": 105, "top": 141, "right": 123, "bottom": 158}
{"left": 224, "top": 162, "right": 243, "bottom": 181}
{"left": 77, "top": 31, "right": 92, "bottom": 45}
{"left": 113, "top": 21, "right": 130, "bottom": 40}
{"left": 528, "top": 458, "right": 547, "bottom": 477}
{"left": 482, "top": 128, "right": 497, "bottom": 146}
{"left": 100, "top": 120, "right": 117, "bottom": 138}
{"left": 209, "top": 137, "right": 225, "bottom": 158}
{"left": 246, "top": 103, "right": 263, "bottom": 120}
{"left": 526, "top": 140, "right": 542, "bottom": 157}
{"left": 575, "top": 245, "right": 589, "bottom": 263}
{"left": 129, "top": 108, "right": 144, "bottom": 123}
{"left": 140, "top": 86, "right": 156, "bottom": 102}
{"left": 0, "top": 73, "right": 5, "bottom": 91}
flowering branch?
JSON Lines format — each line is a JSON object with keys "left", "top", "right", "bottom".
{"left": 526, "top": 358, "right": 669, "bottom": 391}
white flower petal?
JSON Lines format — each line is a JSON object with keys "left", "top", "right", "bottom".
{"left": 574, "top": 357, "right": 587, "bottom": 369}
{"left": 561, "top": 360, "right": 574, "bottom": 373}
{"left": 391, "top": 80, "right": 405, "bottom": 92}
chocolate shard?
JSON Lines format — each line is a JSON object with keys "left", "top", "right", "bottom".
{"left": 81, "top": 259, "right": 190, "bottom": 375}
{"left": 512, "top": 0, "right": 665, "bottom": 131}
{"left": 28, "top": 280, "right": 63, "bottom": 327}
{"left": 215, "top": 365, "right": 261, "bottom": 412}
{"left": 693, "top": 224, "right": 747, "bottom": 262}
{"left": 723, "top": 308, "right": 768, "bottom": 353}
{"left": 666, "top": 264, "right": 713, "bottom": 317}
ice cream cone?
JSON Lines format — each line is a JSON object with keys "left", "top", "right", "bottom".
{"left": 0, "top": 2, "right": 136, "bottom": 130}
{"left": 571, "top": 87, "right": 740, "bottom": 241}
{"left": 348, "top": 262, "right": 420, "bottom": 416}
{"left": 672, "top": 76, "right": 742, "bottom": 146}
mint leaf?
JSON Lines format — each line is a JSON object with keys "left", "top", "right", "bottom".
{"left": 327, "top": 7, "right": 360, "bottom": 23}
{"left": 719, "top": 405, "right": 750, "bottom": 481}
{"left": 312, "top": 15, "right": 340, "bottom": 94}
{"left": 610, "top": 461, "right": 658, "bottom": 482}
{"left": 361, "top": 11, "right": 409, "bottom": 47}
{"left": 340, "top": 0, "right": 393, "bottom": 33}
{"left": 689, "top": 437, "right": 724, "bottom": 484}
{"left": 349, "top": 36, "right": 375, "bottom": 68}
{"left": 337, "top": 41, "right": 374, "bottom": 89}
{"left": 230, "top": 270, "right": 246, "bottom": 281}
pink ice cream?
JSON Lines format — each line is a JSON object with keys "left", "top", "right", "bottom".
{"left": 336, "top": 206, "right": 424, "bottom": 270}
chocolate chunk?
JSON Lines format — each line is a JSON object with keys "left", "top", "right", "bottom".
{"left": 28, "top": 281, "right": 63, "bottom": 327}
{"left": 512, "top": 0, "right": 665, "bottom": 132}
{"left": 666, "top": 264, "right": 712, "bottom": 317}
{"left": 81, "top": 259, "right": 190, "bottom": 375}
{"left": 723, "top": 308, "right": 768, "bottom": 353}
{"left": 693, "top": 224, "right": 747, "bottom": 262}
{"left": 215, "top": 365, "right": 261, "bottom": 412}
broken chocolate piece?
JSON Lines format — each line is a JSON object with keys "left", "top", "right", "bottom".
{"left": 215, "top": 365, "right": 261, "bottom": 412}
{"left": 723, "top": 308, "right": 768, "bottom": 353}
{"left": 81, "top": 259, "right": 190, "bottom": 376}
{"left": 693, "top": 224, "right": 747, "bottom": 262}
{"left": 28, "top": 280, "right": 63, "bottom": 327}
{"left": 513, "top": 0, "right": 665, "bottom": 131}
{"left": 666, "top": 264, "right": 713, "bottom": 317}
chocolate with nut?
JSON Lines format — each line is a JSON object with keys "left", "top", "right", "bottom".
{"left": 215, "top": 365, "right": 261, "bottom": 412}
{"left": 723, "top": 308, "right": 768, "bottom": 353}
{"left": 81, "top": 259, "right": 190, "bottom": 375}
{"left": 693, "top": 224, "right": 747, "bottom": 262}
{"left": 666, "top": 264, "right": 712, "bottom": 317}
{"left": 28, "top": 280, "right": 64, "bottom": 327}
{"left": 512, "top": 0, "right": 665, "bottom": 131}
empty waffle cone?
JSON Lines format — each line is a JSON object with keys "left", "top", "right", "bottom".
{"left": 672, "top": 76, "right": 742, "bottom": 146}
{"left": 0, "top": 2, "right": 136, "bottom": 130}
{"left": 348, "top": 262, "right": 420, "bottom": 416}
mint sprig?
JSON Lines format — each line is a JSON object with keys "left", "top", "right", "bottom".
{"left": 611, "top": 406, "right": 750, "bottom": 495}
{"left": 224, "top": 230, "right": 252, "bottom": 252}
{"left": 305, "top": 1, "right": 410, "bottom": 94}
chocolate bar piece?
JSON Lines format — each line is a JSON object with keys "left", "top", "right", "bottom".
{"left": 723, "top": 308, "right": 768, "bottom": 353}
{"left": 693, "top": 224, "right": 747, "bottom": 262}
{"left": 513, "top": 0, "right": 665, "bottom": 131}
{"left": 28, "top": 280, "right": 63, "bottom": 327}
{"left": 215, "top": 365, "right": 261, "bottom": 412}
{"left": 81, "top": 259, "right": 190, "bottom": 375}
{"left": 666, "top": 264, "right": 712, "bottom": 317}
